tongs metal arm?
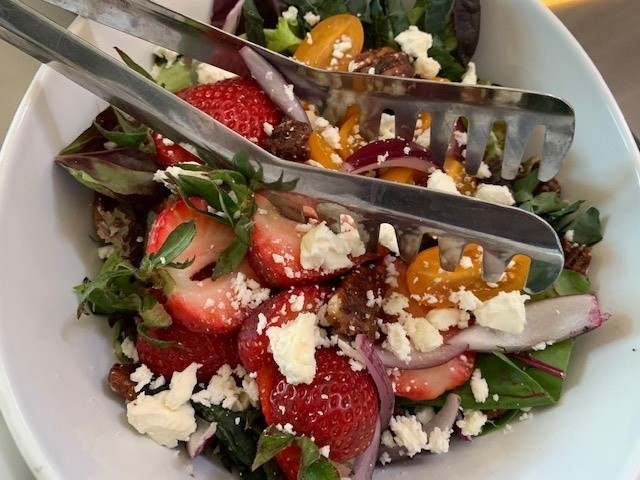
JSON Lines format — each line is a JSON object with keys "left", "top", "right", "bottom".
{"left": 0, "top": 0, "right": 564, "bottom": 292}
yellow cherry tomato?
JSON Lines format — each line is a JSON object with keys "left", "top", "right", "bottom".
{"left": 443, "top": 156, "right": 477, "bottom": 195}
{"left": 380, "top": 167, "right": 426, "bottom": 185}
{"left": 406, "top": 244, "right": 531, "bottom": 308}
{"left": 308, "top": 131, "right": 341, "bottom": 170}
{"left": 338, "top": 111, "right": 360, "bottom": 159}
{"left": 293, "top": 14, "right": 364, "bottom": 71}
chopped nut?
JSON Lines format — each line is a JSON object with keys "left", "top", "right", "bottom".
{"left": 561, "top": 238, "right": 592, "bottom": 275}
{"left": 108, "top": 363, "right": 139, "bottom": 401}
{"left": 351, "top": 47, "right": 415, "bottom": 78}
{"left": 325, "top": 263, "right": 385, "bottom": 339}
{"left": 263, "top": 120, "right": 312, "bottom": 162}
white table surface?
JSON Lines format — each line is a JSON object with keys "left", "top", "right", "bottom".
{"left": 0, "top": 1, "right": 639, "bottom": 478}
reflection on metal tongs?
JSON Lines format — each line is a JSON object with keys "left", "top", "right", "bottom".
{"left": 0, "top": 0, "right": 565, "bottom": 292}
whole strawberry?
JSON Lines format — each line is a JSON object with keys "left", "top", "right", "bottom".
{"left": 176, "top": 78, "right": 281, "bottom": 146}
{"left": 259, "top": 347, "right": 379, "bottom": 463}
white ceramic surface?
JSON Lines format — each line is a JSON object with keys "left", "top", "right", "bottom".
{"left": 0, "top": 1, "right": 638, "bottom": 479}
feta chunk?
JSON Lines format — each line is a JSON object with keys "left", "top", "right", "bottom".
{"left": 474, "top": 291, "right": 530, "bottom": 333}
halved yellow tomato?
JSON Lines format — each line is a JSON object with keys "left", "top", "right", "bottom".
{"left": 406, "top": 244, "right": 530, "bottom": 308}
{"left": 293, "top": 14, "right": 364, "bottom": 71}
{"left": 443, "top": 156, "right": 477, "bottom": 195}
{"left": 308, "top": 131, "right": 341, "bottom": 170}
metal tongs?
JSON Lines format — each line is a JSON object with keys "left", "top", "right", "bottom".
{"left": 0, "top": 0, "right": 565, "bottom": 292}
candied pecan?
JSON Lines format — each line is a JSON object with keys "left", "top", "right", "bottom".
{"left": 325, "top": 263, "right": 385, "bottom": 339}
{"left": 263, "top": 120, "right": 312, "bottom": 162}
{"left": 351, "top": 47, "right": 415, "bottom": 78}
{"left": 108, "top": 363, "right": 138, "bottom": 401}
{"left": 561, "top": 238, "right": 592, "bottom": 275}
{"left": 534, "top": 178, "right": 562, "bottom": 196}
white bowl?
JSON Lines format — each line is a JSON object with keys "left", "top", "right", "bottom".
{"left": 0, "top": 1, "right": 639, "bottom": 479}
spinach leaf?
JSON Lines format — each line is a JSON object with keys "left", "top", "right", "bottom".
{"left": 194, "top": 403, "right": 277, "bottom": 478}
{"left": 529, "top": 269, "right": 590, "bottom": 301}
{"left": 243, "top": 0, "right": 267, "bottom": 46}
{"left": 452, "top": 0, "right": 481, "bottom": 65}
{"left": 409, "top": 341, "right": 574, "bottom": 411}
{"left": 560, "top": 206, "right": 603, "bottom": 246}
{"left": 285, "top": 0, "right": 348, "bottom": 19}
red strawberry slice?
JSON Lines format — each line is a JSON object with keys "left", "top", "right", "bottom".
{"left": 238, "top": 284, "right": 333, "bottom": 373}
{"left": 147, "top": 197, "right": 269, "bottom": 333}
{"left": 176, "top": 78, "right": 281, "bottom": 146}
{"left": 275, "top": 445, "right": 301, "bottom": 480}
{"left": 390, "top": 352, "right": 476, "bottom": 401}
{"left": 248, "top": 195, "right": 380, "bottom": 288}
{"left": 262, "top": 347, "right": 379, "bottom": 463}
{"left": 151, "top": 131, "right": 202, "bottom": 168}
{"left": 136, "top": 323, "right": 240, "bottom": 383}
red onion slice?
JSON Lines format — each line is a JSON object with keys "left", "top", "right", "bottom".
{"left": 351, "top": 417, "right": 381, "bottom": 480}
{"left": 221, "top": 0, "right": 245, "bottom": 34}
{"left": 344, "top": 138, "right": 437, "bottom": 170}
{"left": 186, "top": 417, "right": 217, "bottom": 458}
{"left": 447, "top": 294, "right": 610, "bottom": 352}
{"left": 239, "top": 47, "right": 309, "bottom": 124}
{"left": 373, "top": 342, "right": 469, "bottom": 370}
{"left": 350, "top": 156, "right": 437, "bottom": 175}
{"left": 355, "top": 334, "right": 395, "bottom": 430}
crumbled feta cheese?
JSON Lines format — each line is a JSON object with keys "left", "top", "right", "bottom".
{"left": 120, "top": 336, "right": 139, "bottom": 362}
{"left": 126, "top": 391, "right": 197, "bottom": 448}
{"left": 456, "top": 409, "right": 488, "bottom": 437}
{"left": 299, "top": 222, "right": 365, "bottom": 272}
{"left": 388, "top": 414, "right": 428, "bottom": 457}
{"left": 426, "top": 427, "right": 452, "bottom": 453}
{"left": 470, "top": 368, "right": 489, "bottom": 403}
{"left": 564, "top": 229, "right": 575, "bottom": 243}
{"left": 195, "top": 62, "right": 236, "bottom": 84}
{"left": 378, "top": 112, "right": 396, "bottom": 139}
{"left": 131, "top": 364, "right": 154, "bottom": 393}
{"left": 426, "top": 308, "right": 465, "bottom": 331}
{"left": 461, "top": 61, "right": 478, "bottom": 85}
{"left": 426, "top": 170, "right": 460, "bottom": 195}
{"left": 303, "top": 11, "right": 320, "bottom": 26}
{"left": 191, "top": 364, "right": 257, "bottom": 411}
{"left": 281, "top": 6, "right": 298, "bottom": 21}
{"left": 378, "top": 223, "right": 400, "bottom": 254}
{"left": 475, "top": 184, "right": 516, "bottom": 206}
{"left": 394, "top": 26, "right": 441, "bottom": 79}
{"left": 126, "top": 363, "right": 201, "bottom": 448}
{"left": 153, "top": 47, "right": 180, "bottom": 67}
{"left": 266, "top": 312, "right": 321, "bottom": 384}
{"left": 165, "top": 362, "right": 200, "bottom": 410}
{"left": 448, "top": 288, "right": 483, "bottom": 311}
{"left": 395, "top": 26, "right": 432, "bottom": 59}
{"left": 382, "top": 322, "right": 411, "bottom": 361}
{"left": 414, "top": 55, "right": 441, "bottom": 79}
{"left": 403, "top": 316, "right": 443, "bottom": 352}
{"left": 475, "top": 162, "right": 492, "bottom": 179}
{"left": 474, "top": 291, "right": 530, "bottom": 333}
{"left": 263, "top": 122, "right": 274, "bottom": 136}
{"left": 229, "top": 272, "right": 271, "bottom": 310}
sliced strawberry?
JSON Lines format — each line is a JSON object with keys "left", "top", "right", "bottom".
{"left": 248, "top": 195, "right": 380, "bottom": 288}
{"left": 151, "top": 131, "right": 202, "bottom": 168}
{"left": 147, "top": 197, "right": 269, "bottom": 333}
{"left": 176, "top": 78, "right": 281, "bottom": 146}
{"left": 136, "top": 323, "right": 239, "bottom": 383}
{"left": 266, "top": 347, "right": 379, "bottom": 463}
{"left": 238, "top": 284, "right": 333, "bottom": 373}
{"left": 390, "top": 351, "right": 476, "bottom": 401}
{"left": 275, "top": 445, "right": 301, "bottom": 480}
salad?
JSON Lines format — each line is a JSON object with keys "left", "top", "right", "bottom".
{"left": 54, "top": 1, "right": 609, "bottom": 479}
